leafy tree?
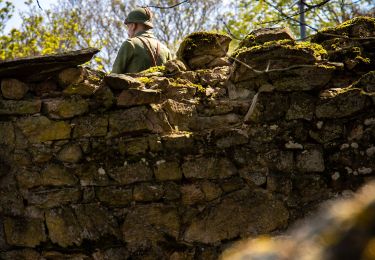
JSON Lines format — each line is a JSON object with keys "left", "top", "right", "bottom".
{"left": 0, "top": 0, "right": 104, "bottom": 68}
{"left": 0, "top": 0, "right": 13, "bottom": 34}
{"left": 223, "top": 0, "right": 375, "bottom": 40}
{"left": 1, "top": 0, "right": 222, "bottom": 70}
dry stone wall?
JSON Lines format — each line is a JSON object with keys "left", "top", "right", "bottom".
{"left": 0, "top": 17, "right": 374, "bottom": 259}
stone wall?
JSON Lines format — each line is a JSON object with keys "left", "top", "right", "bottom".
{"left": 0, "top": 17, "right": 374, "bottom": 259}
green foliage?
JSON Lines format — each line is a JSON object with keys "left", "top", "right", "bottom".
{"left": 223, "top": 0, "right": 375, "bottom": 40}
{"left": 0, "top": 1, "right": 105, "bottom": 69}
{"left": 0, "top": 0, "right": 13, "bottom": 33}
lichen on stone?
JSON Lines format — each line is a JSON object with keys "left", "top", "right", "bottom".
{"left": 233, "top": 39, "right": 328, "bottom": 61}
{"left": 140, "top": 65, "right": 166, "bottom": 74}
{"left": 176, "top": 31, "right": 231, "bottom": 60}
{"left": 312, "top": 16, "right": 375, "bottom": 42}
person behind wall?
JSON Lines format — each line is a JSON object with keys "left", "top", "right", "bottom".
{"left": 111, "top": 7, "right": 172, "bottom": 74}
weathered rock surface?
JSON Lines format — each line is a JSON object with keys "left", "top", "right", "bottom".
{"left": 0, "top": 48, "right": 99, "bottom": 82}
{"left": 0, "top": 17, "right": 374, "bottom": 260}
{"left": 177, "top": 32, "right": 231, "bottom": 69}
{"left": 1, "top": 78, "right": 29, "bottom": 100}
{"left": 239, "top": 27, "right": 295, "bottom": 48}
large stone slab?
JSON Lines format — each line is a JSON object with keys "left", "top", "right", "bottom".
{"left": 116, "top": 88, "right": 163, "bottom": 107}
{"left": 104, "top": 73, "right": 143, "bottom": 90}
{"left": 122, "top": 204, "right": 180, "bottom": 251}
{"left": 72, "top": 115, "right": 108, "bottom": 138}
{"left": 16, "top": 116, "right": 71, "bottom": 143}
{"left": 1, "top": 78, "right": 29, "bottom": 100}
{"left": 4, "top": 217, "right": 47, "bottom": 247}
{"left": 0, "top": 48, "right": 99, "bottom": 82}
{"left": 183, "top": 188, "right": 289, "bottom": 244}
{"left": 239, "top": 27, "right": 295, "bottom": 48}
{"left": 182, "top": 157, "right": 237, "bottom": 179}
{"left": 109, "top": 162, "right": 153, "bottom": 185}
{"left": 45, "top": 204, "right": 119, "bottom": 247}
{"left": 42, "top": 97, "right": 89, "bottom": 119}
{"left": 316, "top": 87, "right": 369, "bottom": 118}
{"left": 0, "top": 100, "right": 41, "bottom": 115}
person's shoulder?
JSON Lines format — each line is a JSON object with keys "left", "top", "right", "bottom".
{"left": 120, "top": 39, "right": 136, "bottom": 49}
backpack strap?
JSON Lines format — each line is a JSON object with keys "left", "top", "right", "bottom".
{"left": 137, "top": 36, "right": 159, "bottom": 66}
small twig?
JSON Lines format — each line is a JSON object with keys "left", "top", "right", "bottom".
{"left": 258, "top": 0, "right": 331, "bottom": 26}
{"left": 146, "top": 0, "right": 190, "bottom": 9}
{"left": 265, "top": 60, "right": 271, "bottom": 72}
{"left": 263, "top": 0, "right": 319, "bottom": 32}
{"left": 220, "top": 18, "right": 243, "bottom": 41}
{"left": 36, "top": 0, "right": 43, "bottom": 10}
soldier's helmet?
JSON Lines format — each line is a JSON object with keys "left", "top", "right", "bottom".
{"left": 124, "top": 7, "right": 154, "bottom": 28}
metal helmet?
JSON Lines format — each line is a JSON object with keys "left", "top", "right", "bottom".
{"left": 124, "top": 7, "right": 154, "bottom": 28}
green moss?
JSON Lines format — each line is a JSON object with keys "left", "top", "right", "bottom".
{"left": 168, "top": 77, "right": 205, "bottom": 93}
{"left": 137, "top": 77, "right": 154, "bottom": 84}
{"left": 140, "top": 65, "right": 166, "bottom": 74}
{"left": 312, "top": 16, "right": 375, "bottom": 43}
{"left": 317, "top": 64, "right": 336, "bottom": 70}
{"left": 177, "top": 31, "right": 231, "bottom": 60}
{"left": 233, "top": 39, "right": 327, "bottom": 60}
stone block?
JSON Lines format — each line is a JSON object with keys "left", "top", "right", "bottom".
{"left": 16, "top": 116, "right": 71, "bottom": 143}
{"left": 0, "top": 100, "right": 41, "bottom": 115}
{"left": 190, "top": 113, "right": 240, "bottom": 130}
{"left": 296, "top": 145, "right": 325, "bottom": 172}
{"left": 181, "top": 184, "right": 205, "bottom": 205}
{"left": 41, "top": 164, "right": 78, "bottom": 186}
{"left": 46, "top": 204, "right": 119, "bottom": 247}
{"left": 108, "top": 106, "right": 151, "bottom": 136}
{"left": 27, "top": 187, "right": 81, "bottom": 208}
{"left": 117, "top": 88, "right": 163, "bottom": 107}
{"left": 32, "top": 80, "right": 58, "bottom": 96}
{"left": 200, "top": 181, "right": 222, "bottom": 201}
{"left": 240, "top": 27, "right": 295, "bottom": 48}
{"left": 96, "top": 186, "right": 132, "bottom": 206}
{"left": 162, "top": 133, "right": 195, "bottom": 152}
{"left": 123, "top": 204, "right": 180, "bottom": 251}
{"left": 56, "top": 143, "right": 83, "bottom": 163}
{"left": 63, "top": 81, "right": 99, "bottom": 96}
{"left": 57, "top": 67, "right": 85, "bottom": 87}
{"left": 0, "top": 249, "right": 40, "bottom": 260}
{"left": 0, "top": 122, "right": 15, "bottom": 146}
{"left": 286, "top": 92, "right": 316, "bottom": 120}
{"left": 4, "top": 217, "right": 46, "bottom": 247}
{"left": 104, "top": 73, "right": 143, "bottom": 90}
{"left": 176, "top": 32, "right": 231, "bottom": 69}
{"left": 118, "top": 136, "right": 149, "bottom": 155}
{"left": 316, "top": 88, "right": 369, "bottom": 118}
{"left": 183, "top": 188, "right": 289, "bottom": 244}
{"left": 45, "top": 207, "right": 82, "bottom": 247}
{"left": 43, "top": 97, "right": 89, "bottom": 119}
{"left": 109, "top": 161, "right": 153, "bottom": 185}
{"left": 268, "top": 65, "right": 334, "bottom": 91}
{"left": 72, "top": 115, "right": 108, "bottom": 138}
{"left": 75, "top": 164, "right": 110, "bottom": 186}
{"left": 16, "top": 164, "right": 77, "bottom": 189}
{"left": 162, "top": 99, "right": 196, "bottom": 130}
{"left": 1, "top": 78, "right": 29, "bottom": 100}
{"left": 154, "top": 161, "right": 182, "bottom": 181}
{"left": 182, "top": 157, "right": 237, "bottom": 179}
{"left": 92, "top": 247, "right": 129, "bottom": 260}
{"left": 133, "top": 183, "right": 164, "bottom": 202}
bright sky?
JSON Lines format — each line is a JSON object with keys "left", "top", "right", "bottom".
{"left": 5, "top": 0, "right": 58, "bottom": 33}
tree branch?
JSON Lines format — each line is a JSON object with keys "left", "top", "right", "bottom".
{"left": 36, "top": 0, "right": 43, "bottom": 10}
{"left": 257, "top": 0, "right": 332, "bottom": 26}
{"left": 146, "top": 0, "right": 190, "bottom": 9}
{"left": 262, "top": 0, "right": 319, "bottom": 32}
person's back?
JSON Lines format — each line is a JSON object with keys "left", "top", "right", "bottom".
{"left": 111, "top": 7, "right": 172, "bottom": 74}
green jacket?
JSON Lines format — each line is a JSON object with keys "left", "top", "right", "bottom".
{"left": 111, "top": 30, "right": 172, "bottom": 74}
